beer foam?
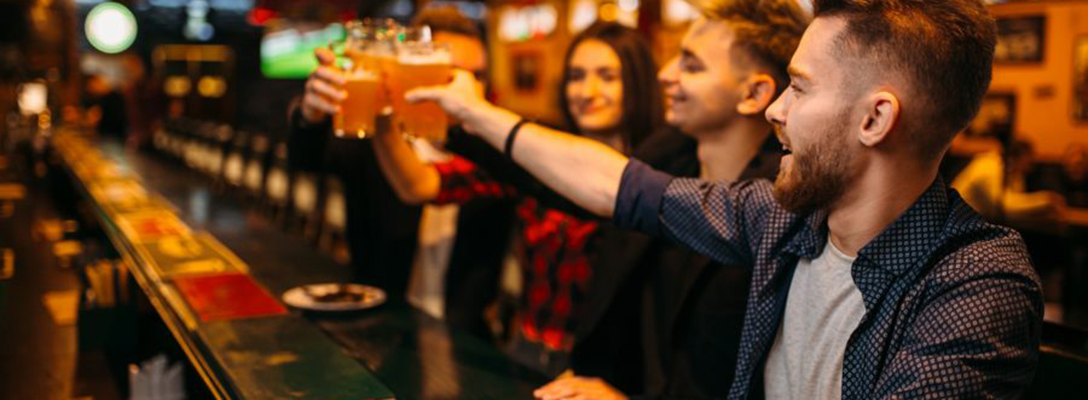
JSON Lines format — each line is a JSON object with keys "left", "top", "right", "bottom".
{"left": 397, "top": 51, "right": 451, "bottom": 65}
{"left": 348, "top": 69, "right": 379, "bottom": 81}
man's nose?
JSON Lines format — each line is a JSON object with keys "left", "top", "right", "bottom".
{"left": 766, "top": 89, "right": 789, "bottom": 125}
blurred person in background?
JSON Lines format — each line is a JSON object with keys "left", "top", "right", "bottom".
{"left": 121, "top": 56, "right": 160, "bottom": 149}
{"left": 288, "top": 6, "right": 510, "bottom": 340}
{"left": 82, "top": 74, "right": 127, "bottom": 141}
{"left": 549, "top": 0, "right": 807, "bottom": 398}
{"left": 952, "top": 138, "right": 1066, "bottom": 225}
{"left": 370, "top": 21, "right": 663, "bottom": 376}
{"left": 1059, "top": 144, "right": 1088, "bottom": 208}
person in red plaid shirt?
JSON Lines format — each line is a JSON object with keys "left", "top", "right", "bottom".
{"left": 371, "top": 22, "right": 663, "bottom": 375}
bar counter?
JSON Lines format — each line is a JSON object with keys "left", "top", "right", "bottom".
{"left": 53, "top": 128, "right": 547, "bottom": 400}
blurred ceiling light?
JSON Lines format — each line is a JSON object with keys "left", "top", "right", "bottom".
{"left": 85, "top": 2, "right": 138, "bottom": 54}
{"left": 618, "top": 0, "right": 639, "bottom": 12}
{"left": 210, "top": 0, "right": 253, "bottom": 11}
{"left": 18, "top": 82, "right": 48, "bottom": 116}
{"left": 663, "top": 0, "right": 699, "bottom": 27}
{"left": 197, "top": 76, "right": 227, "bottom": 98}
{"left": 184, "top": 0, "right": 215, "bottom": 41}
{"left": 569, "top": 0, "right": 597, "bottom": 34}
{"left": 599, "top": 3, "right": 619, "bottom": 22}
{"left": 148, "top": 0, "right": 187, "bottom": 7}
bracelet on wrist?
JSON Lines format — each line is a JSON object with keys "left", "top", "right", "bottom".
{"left": 504, "top": 118, "right": 531, "bottom": 160}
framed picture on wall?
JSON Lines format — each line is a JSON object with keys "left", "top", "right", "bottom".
{"left": 1074, "top": 35, "right": 1088, "bottom": 123}
{"left": 966, "top": 92, "right": 1016, "bottom": 139}
{"left": 995, "top": 16, "right": 1045, "bottom": 64}
{"left": 511, "top": 51, "right": 543, "bottom": 93}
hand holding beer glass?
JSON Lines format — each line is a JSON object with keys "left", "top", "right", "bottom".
{"left": 333, "top": 20, "right": 386, "bottom": 139}
{"left": 388, "top": 39, "right": 453, "bottom": 142}
{"left": 303, "top": 20, "right": 453, "bottom": 141}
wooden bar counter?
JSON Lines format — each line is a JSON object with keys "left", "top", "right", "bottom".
{"left": 52, "top": 128, "right": 546, "bottom": 400}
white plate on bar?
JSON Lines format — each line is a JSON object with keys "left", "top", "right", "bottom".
{"left": 282, "top": 283, "right": 386, "bottom": 312}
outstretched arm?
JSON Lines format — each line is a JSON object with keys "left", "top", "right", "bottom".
{"left": 407, "top": 70, "right": 628, "bottom": 217}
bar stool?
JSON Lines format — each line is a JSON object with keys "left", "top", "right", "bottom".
{"left": 165, "top": 119, "right": 188, "bottom": 159}
{"left": 221, "top": 130, "right": 249, "bottom": 190}
{"left": 190, "top": 121, "right": 217, "bottom": 174}
{"left": 182, "top": 121, "right": 210, "bottom": 169}
{"left": 242, "top": 133, "right": 271, "bottom": 202}
{"left": 205, "top": 124, "right": 232, "bottom": 179}
{"left": 152, "top": 125, "right": 169, "bottom": 154}
{"left": 318, "top": 176, "right": 349, "bottom": 263}
{"left": 290, "top": 169, "right": 321, "bottom": 239}
{"left": 176, "top": 118, "right": 198, "bottom": 160}
{"left": 263, "top": 142, "right": 291, "bottom": 223}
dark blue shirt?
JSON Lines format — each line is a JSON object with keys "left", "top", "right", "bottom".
{"left": 614, "top": 159, "right": 1043, "bottom": 399}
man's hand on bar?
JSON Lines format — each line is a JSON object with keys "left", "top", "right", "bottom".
{"left": 533, "top": 376, "right": 628, "bottom": 400}
{"left": 405, "top": 70, "right": 630, "bottom": 217}
{"left": 300, "top": 48, "right": 346, "bottom": 124}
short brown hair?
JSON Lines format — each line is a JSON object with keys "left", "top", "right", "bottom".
{"left": 687, "top": 0, "right": 809, "bottom": 95}
{"left": 412, "top": 5, "right": 482, "bottom": 40}
{"left": 813, "top": 0, "right": 997, "bottom": 158}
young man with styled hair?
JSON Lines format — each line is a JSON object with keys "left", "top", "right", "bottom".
{"left": 409, "top": 0, "right": 1042, "bottom": 398}
{"left": 546, "top": 0, "right": 808, "bottom": 398}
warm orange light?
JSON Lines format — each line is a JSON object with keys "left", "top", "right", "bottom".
{"left": 599, "top": 3, "right": 620, "bottom": 22}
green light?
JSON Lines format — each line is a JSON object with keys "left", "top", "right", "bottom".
{"left": 85, "top": 2, "right": 137, "bottom": 54}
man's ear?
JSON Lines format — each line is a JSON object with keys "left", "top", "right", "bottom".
{"left": 858, "top": 91, "right": 900, "bottom": 147}
{"left": 736, "top": 73, "right": 777, "bottom": 116}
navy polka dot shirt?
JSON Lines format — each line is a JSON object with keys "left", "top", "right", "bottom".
{"left": 614, "top": 159, "right": 1043, "bottom": 399}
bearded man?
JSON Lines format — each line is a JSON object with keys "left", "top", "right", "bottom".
{"left": 407, "top": 0, "right": 1043, "bottom": 398}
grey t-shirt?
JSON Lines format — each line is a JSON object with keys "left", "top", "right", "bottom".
{"left": 764, "top": 240, "right": 865, "bottom": 400}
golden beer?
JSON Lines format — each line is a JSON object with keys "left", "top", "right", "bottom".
{"left": 333, "top": 70, "right": 381, "bottom": 139}
{"left": 390, "top": 47, "right": 451, "bottom": 141}
{"left": 333, "top": 21, "right": 386, "bottom": 139}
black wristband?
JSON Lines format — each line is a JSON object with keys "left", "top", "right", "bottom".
{"left": 504, "top": 118, "right": 530, "bottom": 160}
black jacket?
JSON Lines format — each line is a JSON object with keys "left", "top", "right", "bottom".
{"left": 571, "top": 129, "right": 781, "bottom": 399}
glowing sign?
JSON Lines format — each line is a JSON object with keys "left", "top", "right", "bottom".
{"left": 85, "top": 2, "right": 138, "bottom": 54}
{"left": 498, "top": 4, "right": 558, "bottom": 42}
{"left": 570, "top": 0, "right": 597, "bottom": 34}
{"left": 663, "top": 0, "right": 699, "bottom": 26}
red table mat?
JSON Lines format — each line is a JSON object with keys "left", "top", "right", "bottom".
{"left": 173, "top": 273, "right": 288, "bottom": 322}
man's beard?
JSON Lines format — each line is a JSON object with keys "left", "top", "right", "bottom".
{"left": 772, "top": 119, "right": 854, "bottom": 214}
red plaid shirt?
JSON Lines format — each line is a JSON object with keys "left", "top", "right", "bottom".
{"left": 435, "top": 156, "right": 599, "bottom": 351}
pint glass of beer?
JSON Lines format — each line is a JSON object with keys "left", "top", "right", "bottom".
{"left": 390, "top": 42, "right": 452, "bottom": 142}
{"left": 333, "top": 21, "right": 384, "bottom": 139}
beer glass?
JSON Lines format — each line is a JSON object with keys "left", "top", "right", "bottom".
{"left": 390, "top": 40, "right": 452, "bottom": 141}
{"left": 333, "top": 20, "right": 382, "bottom": 139}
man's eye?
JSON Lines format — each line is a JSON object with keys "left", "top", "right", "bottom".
{"left": 681, "top": 60, "right": 703, "bottom": 73}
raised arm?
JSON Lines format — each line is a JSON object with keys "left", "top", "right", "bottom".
{"left": 287, "top": 48, "right": 343, "bottom": 172}
{"left": 408, "top": 71, "right": 774, "bottom": 266}
{"left": 371, "top": 117, "right": 442, "bottom": 204}
{"left": 407, "top": 70, "right": 628, "bottom": 217}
